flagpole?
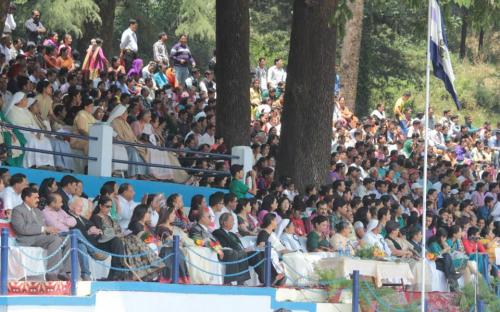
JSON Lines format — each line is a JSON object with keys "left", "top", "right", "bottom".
{"left": 421, "top": 0, "right": 432, "bottom": 311}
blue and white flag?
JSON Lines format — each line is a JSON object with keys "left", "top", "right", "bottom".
{"left": 430, "top": 0, "right": 461, "bottom": 110}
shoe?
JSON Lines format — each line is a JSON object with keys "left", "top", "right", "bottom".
{"left": 81, "top": 275, "right": 92, "bottom": 281}
{"left": 90, "top": 252, "right": 108, "bottom": 261}
{"left": 45, "top": 273, "right": 59, "bottom": 281}
{"left": 57, "top": 273, "right": 70, "bottom": 281}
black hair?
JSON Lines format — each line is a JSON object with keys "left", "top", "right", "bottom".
{"left": 261, "top": 213, "right": 276, "bottom": 228}
{"left": 10, "top": 173, "right": 26, "bottom": 187}
{"left": 21, "top": 186, "right": 38, "bottom": 201}
{"left": 128, "top": 204, "right": 149, "bottom": 230}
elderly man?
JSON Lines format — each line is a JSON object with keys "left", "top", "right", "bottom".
{"left": 190, "top": 211, "right": 250, "bottom": 285}
{"left": 67, "top": 196, "right": 102, "bottom": 281}
{"left": 42, "top": 193, "right": 76, "bottom": 232}
{"left": 212, "top": 213, "right": 252, "bottom": 285}
{"left": 11, "top": 187, "right": 70, "bottom": 281}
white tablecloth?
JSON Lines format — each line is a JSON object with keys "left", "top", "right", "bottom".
{"left": 282, "top": 252, "right": 336, "bottom": 286}
{"left": 184, "top": 247, "right": 224, "bottom": 285}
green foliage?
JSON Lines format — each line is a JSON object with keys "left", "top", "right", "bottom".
{"left": 176, "top": 0, "right": 215, "bottom": 41}
{"left": 356, "top": 0, "right": 499, "bottom": 123}
{"left": 458, "top": 277, "right": 500, "bottom": 312}
{"left": 113, "top": 0, "right": 214, "bottom": 68}
{"left": 13, "top": 0, "right": 100, "bottom": 38}
{"left": 249, "top": 0, "right": 292, "bottom": 66}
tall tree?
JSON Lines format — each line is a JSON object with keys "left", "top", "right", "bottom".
{"left": 276, "top": 0, "right": 338, "bottom": 192}
{"left": 459, "top": 8, "right": 468, "bottom": 59}
{"left": 339, "top": 0, "right": 364, "bottom": 112}
{"left": 215, "top": 0, "right": 251, "bottom": 149}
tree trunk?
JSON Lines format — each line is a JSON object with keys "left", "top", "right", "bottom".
{"left": 459, "top": 10, "right": 468, "bottom": 60}
{"left": 478, "top": 27, "right": 484, "bottom": 52}
{"left": 98, "top": 0, "right": 117, "bottom": 56}
{"left": 215, "top": 0, "right": 251, "bottom": 149}
{"left": 339, "top": 0, "right": 364, "bottom": 112}
{"left": 0, "top": 0, "right": 10, "bottom": 29}
{"left": 78, "top": 0, "right": 117, "bottom": 58}
{"left": 276, "top": 0, "right": 338, "bottom": 192}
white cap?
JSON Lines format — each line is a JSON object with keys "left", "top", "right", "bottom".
{"left": 354, "top": 221, "right": 364, "bottom": 230}
{"left": 27, "top": 97, "right": 37, "bottom": 108}
{"left": 366, "top": 219, "right": 379, "bottom": 232}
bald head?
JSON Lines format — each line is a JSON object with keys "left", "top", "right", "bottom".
{"left": 69, "top": 196, "right": 83, "bottom": 215}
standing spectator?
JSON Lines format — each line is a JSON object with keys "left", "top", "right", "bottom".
{"left": 255, "top": 57, "right": 267, "bottom": 91}
{"left": 24, "top": 10, "right": 46, "bottom": 44}
{"left": 153, "top": 32, "right": 169, "bottom": 66}
{"left": 119, "top": 19, "right": 138, "bottom": 72}
{"left": 170, "top": 34, "right": 195, "bottom": 86}
{"left": 393, "top": 91, "right": 411, "bottom": 120}
{"left": 267, "top": 58, "right": 286, "bottom": 89}
{"left": 3, "top": 3, "right": 16, "bottom": 34}
{"left": 0, "top": 35, "right": 12, "bottom": 64}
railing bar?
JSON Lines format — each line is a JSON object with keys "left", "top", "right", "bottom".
{"left": 0, "top": 122, "right": 97, "bottom": 141}
{"left": 6, "top": 146, "right": 98, "bottom": 161}
{"left": 114, "top": 139, "right": 239, "bottom": 159}
{"left": 111, "top": 159, "right": 231, "bottom": 176}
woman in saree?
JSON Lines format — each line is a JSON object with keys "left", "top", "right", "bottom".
{"left": 82, "top": 38, "right": 108, "bottom": 80}
{"left": 155, "top": 206, "right": 191, "bottom": 283}
{"left": 107, "top": 104, "right": 148, "bottom": 179}
{"left": 131, "top": 110, "right": 189, "bottom": 182}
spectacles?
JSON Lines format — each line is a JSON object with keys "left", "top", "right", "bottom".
{"left": 104, "top": 205, "right": 112, "bottom": 208}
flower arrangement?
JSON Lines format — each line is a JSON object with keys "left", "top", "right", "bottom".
{"left": 426, "top": 253, "right": 437, "bottom": 261}
{"left": 194, "top": 238, "right": 224, "bottom": 258}
{"left": 355, "top": 245, "right": 385, "bottom": 260}
{"left": 140, "top": 232, "right": 157, "bottom": 245}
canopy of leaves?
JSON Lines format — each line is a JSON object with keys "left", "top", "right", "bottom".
{"left": 14, "top": 0, "right": 100, "bottom": 38}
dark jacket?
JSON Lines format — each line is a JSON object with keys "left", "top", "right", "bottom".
{"left": 213, "top": 228, "right": 244, "bottom": 251}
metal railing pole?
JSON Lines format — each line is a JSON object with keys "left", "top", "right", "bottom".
{"left": 352, "top": 270, "right": 359, "bottom": 312}
{"left": 264, "top": 242, "right": 272, "bottom": 287}
{"left": 70, "top": 230, "right": 78, "bottom": 296}
{"left": 172, "top": 235, "right": 180, "bottom": 284}
{"left": 1, "top": 228, "right": 9, "bottom": 295}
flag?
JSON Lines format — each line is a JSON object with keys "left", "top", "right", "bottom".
{"left": 429, "top": 0, "right": 461, "bottom": 110}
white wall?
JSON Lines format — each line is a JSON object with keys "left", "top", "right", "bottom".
{"left": 95, "top": 291, "right": 273, "bottom": 312}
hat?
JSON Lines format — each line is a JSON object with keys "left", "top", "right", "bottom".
{"left": 354, "top": 221, "right": 364, "bottom": 230}
{"left": 411, "top": 183, "right": 423, "bottom": 190}
{"left": 194, "top": 111, "right": 206, "bottom": 122}
{"left": 107, "top": 104, "right": 128, "bottom": 124}
{"left": 4, "top": 91, "right": 25, "bottom": 115}
{"left": 277, "top": 219, "right": 290, "bottom": 239}
{"left": 450, "top": 189, "right": 459, "bottom": 195}
{"left": 27, "top": 97, "right": 37, "bottom": 108}
{"left": 367, "top": 220, "right": 379, "bottom": 232}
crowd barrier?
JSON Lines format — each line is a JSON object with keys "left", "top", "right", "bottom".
{"left": 0, "top": 121, "right": 254, "bottom": 179}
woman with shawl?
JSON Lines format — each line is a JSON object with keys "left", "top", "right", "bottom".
{"left": 107, "top": 104, "right": 149, "bottom": 178}
{"left": 6, "top": 93, "right": 54, "bottom": 168}
{"left": 82, "top": 39, "right": 109, "bottom": 80}
{"left": 0, "top": 94, "right": 25, "bottom": 167}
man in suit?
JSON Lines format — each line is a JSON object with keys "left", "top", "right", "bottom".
{"left": 189, "top": 211, "right": 250, "bottom": 285}
{"left": 10, "top": 187, "right": 71, "bottom": 281}
{"left": 57, "top": 175, "right": 79, "bottom": 212}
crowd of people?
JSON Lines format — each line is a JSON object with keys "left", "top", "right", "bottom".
{"left": 0, "top": 6, "right": 499, "bottom": 292}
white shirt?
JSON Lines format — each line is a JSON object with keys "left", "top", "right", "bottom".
{"left": 371, "top": 110, "right": 386, "bottom": 121}
{"left": 120, "top": 28, "right": 138, "bottom": 53}
{"left": 490, "top": 202, "right": 500, "bottom": 222}
{"left": 0, "top": 186, "right": 22, "bottom": 211}
{"left": 0, "top": 44, "right": 11, "bottom": 64}
{"left": 199, "top": 132, "right": 215, "bottom": 147}
{"left": 363, "top": 231, "right": 392, "bottom": 256}
{"left": 267, "top": 66, "right": 286, "bottom": 88}
{"left": 280, "top": 233, "right": 304, "bottom": 252}
{"left": 3, "top": 14, "right": 16, "bottom": 33}
{"left": 219, "top": 207, "right": 238, "bottom": 234}
{"left": 149, "top": 208, "right": 159, "bottom": 228}
{"left": 153, "top": 40, "right": 169, "bottom": 66}
{"left": 117, "top": 195, "right": 138, "bottom": 232}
